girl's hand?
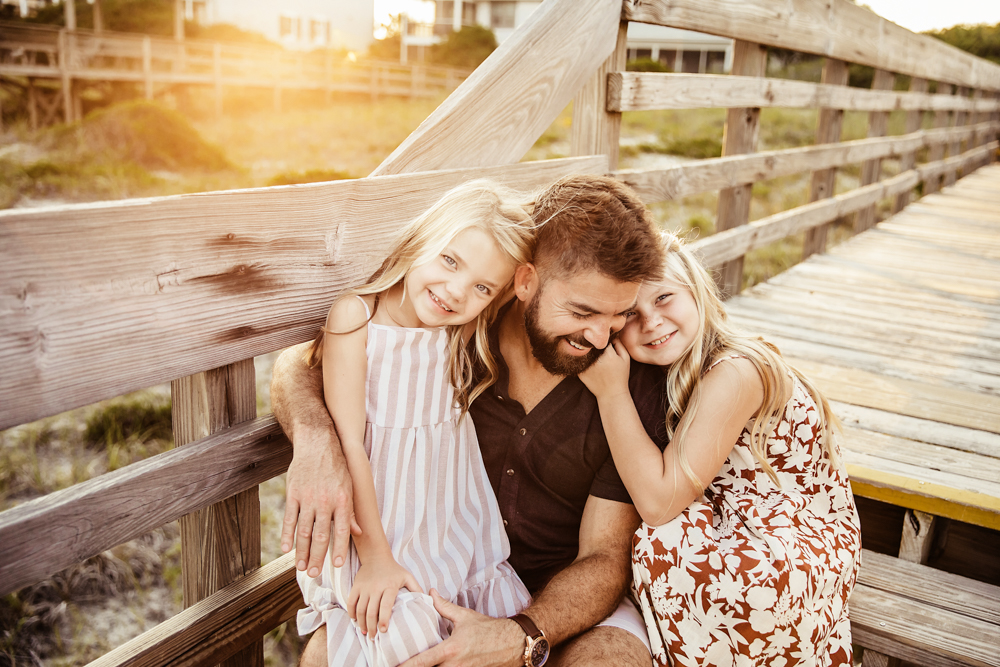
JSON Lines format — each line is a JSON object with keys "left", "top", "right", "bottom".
{"left": 579, "top": 339, "right": 632, "bottom": 399}
{"left": 348, "top": 553, "right": 424, "bottom": 638}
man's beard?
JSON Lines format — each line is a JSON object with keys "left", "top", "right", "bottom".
{"left": 524, "top": 292, "right": 603, "bottom": 376}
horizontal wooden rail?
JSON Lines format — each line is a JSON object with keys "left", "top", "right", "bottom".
{"left": 614, "top": 122, "right": 999, "bottom": 203}
{"left": 0, "top": 415, "right": 290, "bottom": 596}
{"left": 690, "top": 140, "right": 998, "bottom": 269}
{"left": 0, "top": 156, "right": 606, "bottom": 431}
{"left": 87, "top": 553, "right": 300, "bottom": 667}
{"left": 608, "top": 72, "right": 1000, "bottom": 113}
{"left": 623, "top": 0, "right": 1000, "bottom": 91}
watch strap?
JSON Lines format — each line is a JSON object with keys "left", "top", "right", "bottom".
{"left": 510, "top": 613, "right": 543, "bottom": 639}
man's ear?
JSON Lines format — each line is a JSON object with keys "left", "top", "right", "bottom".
{"left": 513, "top": 263, "right": 537, "bottom": 302}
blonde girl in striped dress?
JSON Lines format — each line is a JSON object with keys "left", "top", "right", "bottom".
{"left": 297, "top": 181, "right": 534, "bottom": 667}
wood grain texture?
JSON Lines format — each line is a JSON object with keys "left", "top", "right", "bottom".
{"left": 173, "top": 360, "right": 261, "bottom": 667}
{"left": 855, "top": 69, "right": 895, "bottom": 232}
{"left": 570, "top": 22, "right": 628, "bottom": 171}
{"left": 622, "top": 0, "right": 1000, "bottom": 91}
{"left": 614, "top": 123, "right": 998, "bottom": 203}
{"left": 898, "top": 509, "right": 936, "bottom": 563}
{"left": 86, "top": 553, "right": 301, "bottom": 667}
{"left": 803, "top": 58, "right": 849, "bottom": 259}
{"left": 606, "top": 72, "right": 1000, "bottom": 113}
{"left": 0, "top": 156, "right": 606, "bottom": 430}
{"left": 715, "top": 41, "right": 767, "bottom": 298}
{"left": 0, "top": 415, "right": 290, "bottom": 596}
{"left": 893, "top": 77, "right": 928, "bottom": 213}
{"left": 371, "top": 0, "right": 622, "bottom": 175}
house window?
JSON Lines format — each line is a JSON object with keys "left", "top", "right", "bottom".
{"left": 491, "top": 2, "right": 516, "bottom": 29}
{"left": 280, "top": 15, "right": 293, "bottom": 38}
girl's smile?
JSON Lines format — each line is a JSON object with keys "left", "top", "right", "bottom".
{"left": 620, "top": 280, "right": 699, "bottom": 366}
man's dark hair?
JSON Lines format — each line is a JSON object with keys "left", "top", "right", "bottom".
{"left": 531, "top": 174, "right": 663, "bottom": 284}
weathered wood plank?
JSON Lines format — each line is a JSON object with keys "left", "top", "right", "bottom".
{"left": 803, "top": 58, "right": 849, "bottom": 259}
{"left": 172, "top": 359, "right": 261, "bottom": 667}
{"left": 0, "top": 156, "right": 607, "bottom": 431}
{"left": 622, "top": 0, "right": 1000, "bottom": 91}
{"left": 614, "top": 124, "right": 998, "bottom": 203}
{"left": 851, "top": 584, "right": 1000, "bottom": 667}
{"left": 0, "top": 416, "right": 290, "bottom": 597}
{"left": 372, "top": 0, "right": 622, "bottom": 174}
{"left": 894, "top": 77, "right": 928, "bottom": 213}
{"left": 715, "top": 40, "right": 767, "bottom": 298}
{"left": 607, "top": 72, "right": 1000, "bottom": 113}
{"left": 570, "top": 22, "right": 628, "bottom": 171}
{"left": 86, "top": 553, "right": 300, "bottom": 667}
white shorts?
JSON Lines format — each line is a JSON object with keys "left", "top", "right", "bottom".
{"left": 596, "top": 596, "right": 651, "bottom": 654}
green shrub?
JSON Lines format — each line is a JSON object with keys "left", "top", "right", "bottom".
{"left": 627, "top": 57, "right": 669, "bottom": 72}
{"left": 84, "top": 396, "right": 172, "bottom": 448}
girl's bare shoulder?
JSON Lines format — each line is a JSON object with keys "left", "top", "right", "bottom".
{"left": 326, "top": 294, "right": 374, "bottom": 332}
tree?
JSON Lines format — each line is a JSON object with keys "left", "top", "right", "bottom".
{"left": 430, "top": 25, "right": 497, "bottom": 69}
{"left": 925, "top": 23, "right": 1000, "bottom": 65}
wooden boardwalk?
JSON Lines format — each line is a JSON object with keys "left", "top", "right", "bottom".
{"left": 729, "top": 165, "right": 1000, "bottom": 535}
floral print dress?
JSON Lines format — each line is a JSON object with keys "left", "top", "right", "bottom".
{"left": 631, "top": 357, "right": 862, "bottom": 667}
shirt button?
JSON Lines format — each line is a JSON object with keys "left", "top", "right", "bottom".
{"left": 519, "top": 428, "right": 526, "bottom": 436}
{"left": 503, "top": 519, "right": 508, "bottom": 526}
{"left": 497, "top": 395, "right": 504, "bottom": 401}
{"left": 506, "top": 468, "right": 515, "bottom": 476}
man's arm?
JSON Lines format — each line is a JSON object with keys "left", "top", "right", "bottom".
{"left": 526, "top": 495, "right": 639, "bottom": 644}
{"left": 399, "top": 496, "right": 639, "bottom": 667}
{"left": 272, "top": 342, "right": 356, "bottom": 577}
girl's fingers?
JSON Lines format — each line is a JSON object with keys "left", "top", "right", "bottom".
{"left": 403, "top": 571, "right": 424, "bottom": 595}
{"left": 347, "top": 583, "right": 360, "bottom": 620}
{"left": 366, "top": 591, "right": 382, "bottom": 638}
{"left": 378, "top": 589, "right": 396, "bottom": 633}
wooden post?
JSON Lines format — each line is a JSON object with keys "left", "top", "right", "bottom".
{"left": 854, "top": 68, "right": 895, "bottom": 233}
{"left": 174, "top": 0, "right": 185, "bottom": 41}
{"left": 142, "top": 36, "right": 153, "bottom": 100}
{"left": 213, "top": 42, "right": 223, "bottom": 117}
{"left": 899, "top": 509, "right": 937, "bottom": 564}
{"left": 92, "top": 0, "right": 103, "bottom": 34}
{"left": 892, "top": 77, "right": 927, "bottom": 214}
{"left": 28, "top": 78, "right": 38, "bottom": 131}
{"left": 64, "top": 0, "right": 77, "bottom": 30}
{"left": 944, "top": 86, "right": 968, "bottom": 186}
{"left": 370, "top": 65, "right": 379, "bottom": 103}
{"left": 172, "top": 359, "right": 263, "bottom": 667}
{"left": 802, "top": 58, "right": 848, "bottom": 260}
{"left": 924, "top": 83, "right": 951, "bottom": 195}
{"left": 58, "top": 29, "right": 73, "bottom": 124}
{"left": 570, "top": 22, "right": 628, "bottom": 172}
{"left": 714, "top": 40, "right": 767, "bottom": 298}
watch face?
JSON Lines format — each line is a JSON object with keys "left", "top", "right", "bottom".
{"left": 530, "top": 637, "right": 550, "bottom": 666}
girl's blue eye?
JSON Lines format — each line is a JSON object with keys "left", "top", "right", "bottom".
{"left": 656, "top": 293, "right": 672, "bottom": 303}
{"left": 625, "top": 311, "right": 637, "bottom": 318}
{"left": 476, "top": 284, "right": 490, "bottom": 294}
{"left": 443, "top": 255, "right": 456, "bottom": 267}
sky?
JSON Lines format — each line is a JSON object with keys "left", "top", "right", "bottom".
{"left": 372, "top": 0, "right": 1000, "bottom": 36}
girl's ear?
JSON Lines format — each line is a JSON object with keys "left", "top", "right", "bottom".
{"left": 513, "top": 263, "right": 537, "bottom": 302}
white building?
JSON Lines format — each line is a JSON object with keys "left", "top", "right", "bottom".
{"left": 402, "top": 1, "right": 732, "bottom": 72}
{"left": 185, "top": 0, "right": 373, "bottom": 52}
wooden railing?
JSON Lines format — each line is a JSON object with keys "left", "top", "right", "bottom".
{"left": 0, "top": 0, "right": 998, "bottom": 664}
{"left": 0, "top": 21, "right": 470, "bottom": 125}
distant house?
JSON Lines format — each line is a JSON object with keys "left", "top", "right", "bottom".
{"left": 402, "top": 1, "right": 732, "bottom": 72}
{"left": 185, "top": 0, "right": 374, "bottom": 52}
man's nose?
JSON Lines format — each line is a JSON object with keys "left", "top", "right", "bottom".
{"left": 584, "top": 324, "right": 612, "bottom": 350}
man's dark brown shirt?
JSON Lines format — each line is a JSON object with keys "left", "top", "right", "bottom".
{"left": 470, "top": 308, "right": 668, "bottom": 593}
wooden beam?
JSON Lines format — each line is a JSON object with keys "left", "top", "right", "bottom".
{"left": 614, "top": 123, "right": 999, "bottom": 203}
{"left": 714, "top": 40, "right": 766, "bottom": 299}
{"left": 944, "top": 87, "right": 969, "bottom": 187}
{"left": 0, "top": 416, "right": 289, "bottom": 597}
{"left": 855, "top": 69, "right": 896, "bottom": 232}
{"left": 607, "top": 72, "right": 1000, "bottom": 113}
{"left": 893, "top": 77, "right": 928, "bottom": 213}
{"left": 570, "top": 22, "right": 628, "bottom": 171}
{"left": 372, "top": 0, "right": 622, "bottom": 175}
{"left": 0, "top": 156, "right": 607, "bottom": 430}
{"left": 925, "top": 84, "right": 953, "bottom": 195}
{"left": 172, "top": 359, "right": 261, "bottom": 667}
{"left": 622, "top": 0, "right": 1000, "bottom": 91}
{"left": 803, "top": 58, "right": 849, "bottom": 259}
{"left": 86, "top": 553, "right": 301, "bottom": 667}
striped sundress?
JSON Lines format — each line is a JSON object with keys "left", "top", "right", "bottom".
{"left": 297, "top": 304, "right": 531, "bottom": 667}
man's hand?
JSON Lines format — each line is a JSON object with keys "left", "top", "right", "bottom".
{"left": 281, "top": 439, "right": 360, "bottom": 576}
{"left": 399, "top": 590, "right": 525, "bottom": 667}
{"left": 272, "top": 343, "right": 361, "bottom": 577}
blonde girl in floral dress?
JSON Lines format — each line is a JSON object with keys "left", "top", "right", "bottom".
{"left": 580, "top": 232, "right": 862, "bottom": 667}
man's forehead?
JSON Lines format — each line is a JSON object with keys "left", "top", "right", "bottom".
{"left": 545, "top": 271, "right": 639, "bottom": 309}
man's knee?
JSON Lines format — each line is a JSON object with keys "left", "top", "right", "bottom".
{"left": 550, "top": 625, "right": 651, "bottom": 667}
{"left": 298, "top": 626, "right": 327, "bottom": 667}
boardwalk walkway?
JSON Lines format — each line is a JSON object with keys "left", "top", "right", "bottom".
{"left": 728, "top": 165, "right": 1000, "bottom": 543}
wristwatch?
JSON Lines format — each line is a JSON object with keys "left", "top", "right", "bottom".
{"left": 510, "top": 613, "right": 550, "bottom": 667}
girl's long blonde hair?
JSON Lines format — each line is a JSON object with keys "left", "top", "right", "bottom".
{"left": 658, "top": 232, "right": 839, "bottom": 488}
{"left": 306, "top": 179, "right": 536, "bottom": 415}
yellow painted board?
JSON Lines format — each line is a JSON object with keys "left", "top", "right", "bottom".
{"left": 847, "top": 464, "right": 1000, "bottom": 531}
